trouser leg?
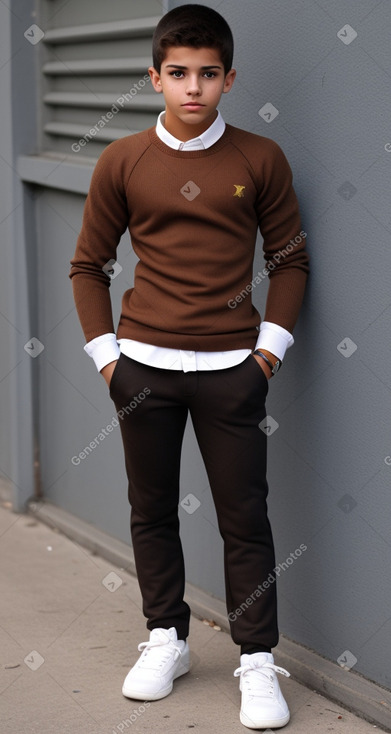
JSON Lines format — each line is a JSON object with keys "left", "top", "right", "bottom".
{"left": 110, "top": 354, "right": 190, "bottom": 640}
{"left": 189, "top": 355, "right": 279, "bottom": 650}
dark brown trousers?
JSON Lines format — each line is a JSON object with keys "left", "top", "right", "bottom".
{"left": 109, "top": 352, "right": 279, "bottom": 650}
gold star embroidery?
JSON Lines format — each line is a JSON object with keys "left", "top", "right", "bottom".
{"left": 233, "top": 185, "right": 246, "bottom": 198}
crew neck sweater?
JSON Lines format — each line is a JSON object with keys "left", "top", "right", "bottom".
{"left": 70, "top": 124, "right": 309, "bottom": 352}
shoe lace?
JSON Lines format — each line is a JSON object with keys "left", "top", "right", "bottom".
{"left": 233, "top": 659, "right": 290, "bottom": 697}
{"left": 137, "top": 631, "right": 182, "bottom": 669}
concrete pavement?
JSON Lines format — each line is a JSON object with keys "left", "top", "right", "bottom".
{"left": 0, "top": 500, "right": 387, "bottom": 734}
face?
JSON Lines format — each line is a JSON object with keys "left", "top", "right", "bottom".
{"left": 149, "top": 46, "right": 236, "bottom": 140}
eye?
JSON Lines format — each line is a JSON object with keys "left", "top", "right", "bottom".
{"left": 169, "top": 70, "right": 184, "bottom": 79}
{"left": 203, "top": 71, "right": 217, "bottom": 79}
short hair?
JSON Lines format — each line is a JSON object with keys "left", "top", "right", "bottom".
{"left": 152, "top": 4, "right": 234, "bottom": 75}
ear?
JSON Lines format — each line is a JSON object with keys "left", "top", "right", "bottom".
{"left": 148, "top": 66, "right": 163, "bottom": 93}
{"left": 223, "top": 68, "right": 236, "bottom": 93}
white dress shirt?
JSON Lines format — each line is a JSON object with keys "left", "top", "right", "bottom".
{"left": 84, "top": 110, "right": 294, "bottom": 373}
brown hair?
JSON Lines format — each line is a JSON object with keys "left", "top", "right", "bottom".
{"left": 152, "top": 4, "right": 234, "bottom": 74}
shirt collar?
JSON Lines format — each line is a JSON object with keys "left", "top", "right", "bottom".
{"left": 156, "top": 110, "right": 226, "bottom": 151}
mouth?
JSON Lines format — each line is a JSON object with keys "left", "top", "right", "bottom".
{"left": 182, "top": 102, "right": 205, "bottom": 109}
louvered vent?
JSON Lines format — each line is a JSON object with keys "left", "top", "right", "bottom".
{"left": 41, "top": 2, "right": 164, "bottom": 159}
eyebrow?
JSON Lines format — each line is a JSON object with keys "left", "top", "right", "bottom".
{"left": 165, "top": 65, "right": 222, "bottom": 70}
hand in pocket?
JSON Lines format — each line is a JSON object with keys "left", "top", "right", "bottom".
{"left": 101, "top": 360, "right": 118, "bottom": 388}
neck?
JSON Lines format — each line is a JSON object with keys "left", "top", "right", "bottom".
{"left": 163, "top": 109, "right": 218, "bottom": 142}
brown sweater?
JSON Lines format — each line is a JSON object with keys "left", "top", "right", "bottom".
{"left": 70, "top": 124, "right": 309, "bottom": 351}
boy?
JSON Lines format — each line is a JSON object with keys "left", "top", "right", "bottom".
{"left": 69, "top": 4, "right": 309, "bottom": 729}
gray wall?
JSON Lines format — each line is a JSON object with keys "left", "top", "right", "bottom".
{"left": 0, "top": 0, "right": 38, "bottom": 508}
{"left": 0, "top": 1, "right": 14, "bottom": 485}
{"left": 1, "top": 0, "right": 390, "bottom": 691}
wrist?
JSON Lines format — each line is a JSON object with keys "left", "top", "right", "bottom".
{"left": 257, "top": 348, "right": 277, "bottom": 362}
{"left": 100, "top": 359, "right": 118, "bottom": 387}
{"left": 252, "top": 349, "right": 282, "bottom": 376}
{"left": 252, "top": 353, "right": 272, "bottom": 379}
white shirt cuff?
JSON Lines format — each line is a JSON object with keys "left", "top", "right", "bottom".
{"left": 84, "top": 333, "right": 120, "bottom": 372}
{"left": 255, "top": 322, "right": 294, "bottom": 361}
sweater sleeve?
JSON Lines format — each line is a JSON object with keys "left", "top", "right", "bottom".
{"left": 255, "top": 140, "right": 309, "bottom": 334}
{"left": 69, "top": 141, "right": 130, "bottom": 342}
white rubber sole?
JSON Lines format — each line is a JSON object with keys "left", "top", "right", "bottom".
{"left": 122, "top": 646, "right": 190, "bottom": 701}
{"left": 240, "top": 709, "right": 290, "bottom": 729}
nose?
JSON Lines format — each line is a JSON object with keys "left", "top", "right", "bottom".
{"left": 186, "top": 74, "right": 201, "bottom": 96}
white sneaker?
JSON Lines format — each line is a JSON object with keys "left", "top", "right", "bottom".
{"left": 234, "top": 652, "right": 290, "bottom": 729}
{"left": 122, "top": 627, "right": 190, "bottom": 701}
